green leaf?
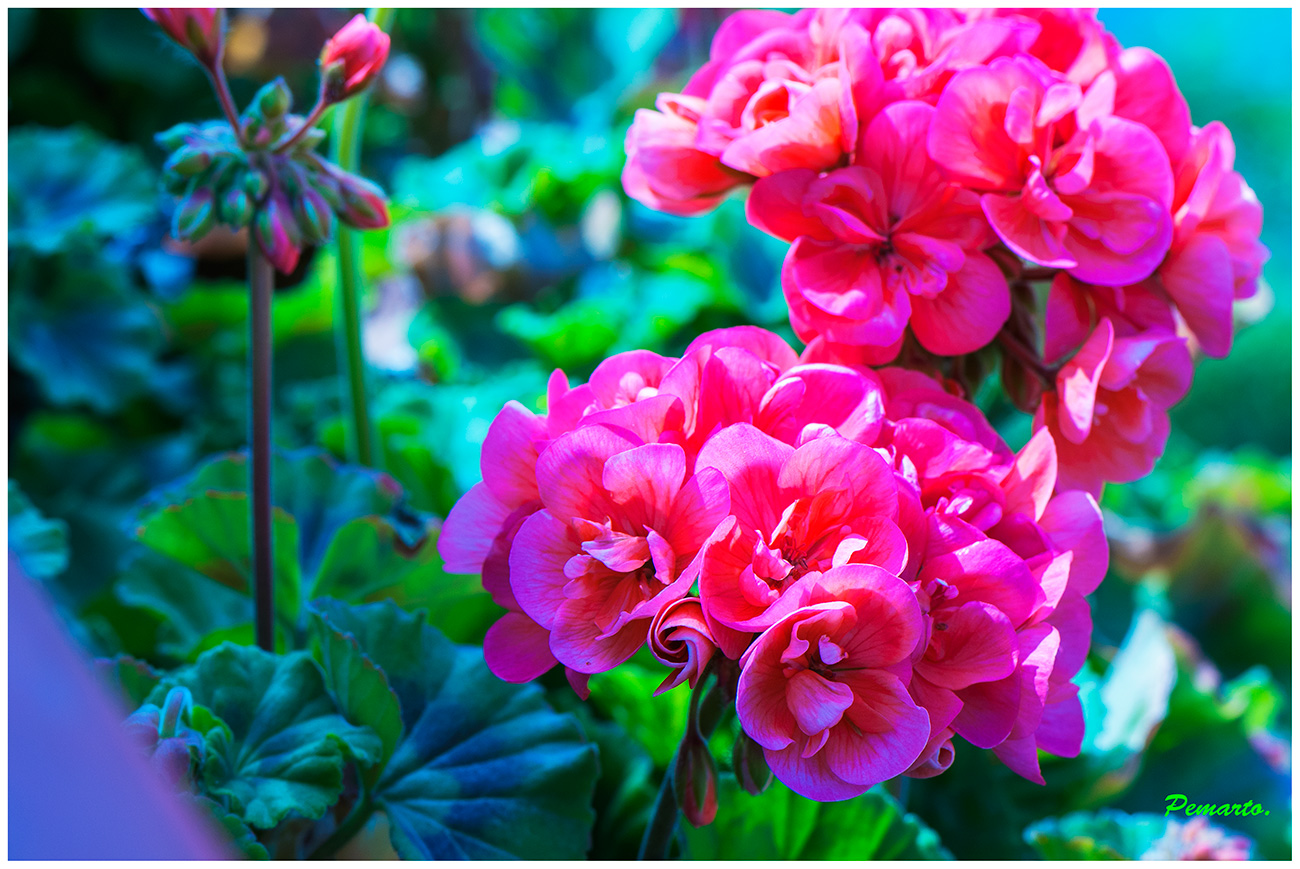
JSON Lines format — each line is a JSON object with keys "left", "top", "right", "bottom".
{"left": 115, "top": 449, "right": 456, "bottom": 657}
{"left": 93, "top": 654, "right": 162, "bottom": 708}
{"left": 8, "top": 125, "right": 156, "bottom": 254}
{"left": 309, "top": 598, "right": 599, "bottom": 859}
{"left": 9, "top": 249, "right": 169, "bottom": 413}
{"left": 683, "top": 776, "right": 952, "bottom": 860}
{"left": 586, "top": 646, "right": 689, "bottom": 770}
{"left": 149, "top": 643, "right": 382, "bottom": 829}
{"left": 307, "top": 605, "right": 404, "bottom": 777}
{"left": 8, "top": 480, "right": 69, "bottom": 581}
{"left": 1024, "top": 810, "right": 1172, "bottom": 860}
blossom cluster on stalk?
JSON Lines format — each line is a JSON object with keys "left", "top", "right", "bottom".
{"left": 440, "top": 326, "right": 1106, "bottom": 801}
{"left": 623, "top": 7, "right": 1268, "bottom": 495}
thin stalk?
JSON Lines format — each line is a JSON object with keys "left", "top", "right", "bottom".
{"left": 331, "top": 6, "right": 394, "bottom": 468}
{"left": 248, "top": 245, "right": 276, "bottom": 653}
{"left": 207, "top": 63, "right": 244, "bottom": 141}
{"left": 638, "top": 665, "right": 726, "bottom": 860}
{"left": 272, "top": 97, "right": 329, "bottom": 153}
{"left": 998, "top": 330, "right": 1058, "bottom": 386}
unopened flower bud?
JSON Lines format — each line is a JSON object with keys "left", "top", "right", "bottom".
{"left": 164, "top": 145, "right": 212, "bottom": 178}
{"left": 319, "top": 14, "right": 390, "bottom": 103}
{"left": 255, "top": 77, "right": 293, "bottom": 121}
{"left": 173, "top": 185, "right": 217, "bottom": 241}
{"left": 255, "top": 191, "right": 302, "bottom": 274}
{"left": 243, "top": 169, "right": 271, "bottom": 203}
{"left": 732, "top": 731, "right": 773, "bottom": 796}
{"left": 222, "top": 187, "right": 253, "bottom": 227}
{"left": 673, "top": 737, "right": 718, "bottom": 828}
{"left": 294, "top": 187, "right": 336, "bottom": 245}
{"left": 335, "top": 171, "right": 390, "bottom": 229}
{"left": 155, "top": 122, "right": 198, "bottom": 152}
{"left": 142, "top": 8, "right": 223, "bottom": 67}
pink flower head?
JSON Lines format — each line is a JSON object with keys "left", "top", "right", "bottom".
{"left": 320, "top": 14, "right": 391, "bottom": 103}
{"left": 509, "top": 424, "right": 731, "bottom": 675}
{"left": 983, "top": 8, "right": 1115, "bottom": 86}
{"left": 622, "top": 9, "right": 882, "bottom": 212}
{"left": 696, "top": 424, "right": 907, "bottom": 634}
{"left": 1143, "top": 817, "right": 1254, "bottom": 861}
{"left": 929, "top": 54, "right": 1174, "bottom": 285}
{"left": 1038, "top": 318, "right": 1192, "bottom": 496}
{"left": 1160, "top": 122, "right": 1269, "bottom": 357}
{"left": 749, "top": 100, "right": 1009, "bottom": 354}
{"left": 142, "top": 8, "right": 222, "bottom": 67}
{"left": 735, "top": 564, "right": 929, "bottom": 801}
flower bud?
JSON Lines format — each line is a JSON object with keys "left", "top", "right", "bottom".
{"left": 335, "top": 170, "right": 390, "bottom": 229}
{"left": 164, "top": 145, "right": 212, "bottom": 178}
{"left": 294, "top": 187, "right": 337, "bottom": 245}
{"left": 650, "top": 598, "right": 717, "bottom": 695}
{"left": 173, "top": 185, "right": 216, "bottom": 241}
{"left": 673, "top": 737, "right": 718, "bottom": 827}
{"left": 731, "top": 731, "right": 773, "bottom": 796}
{"left": 142, "top": 8, "right": 223, "bottom": 67}
{"left": 243, "top": 169, "right": 271, "bottom": 203}
{"left": 255, "top": 191, "right": 302, "bottom": 274}
{"left": 159, "top": 686, "right": 193, "bottom": 740}
{"left": 319, "top": 14, "right": 390, "bottom": 103}
{"left": 255, "top": 77, "right": 293, "bottom": 121}
{"left": 222, "top": 187, "right": 253, "bottom": 227}
{"left": 155, "top": 122, "right": 198, "bottom": 152}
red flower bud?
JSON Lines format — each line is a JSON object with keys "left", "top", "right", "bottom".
{"left": 141, "top": 8, "right": 222, "bottom": 67}
{"left": 319, "top": 14, "right": 390, "bottom": 103}
{"left": 673, "top": 737, "right": 718, "bottom": 828}
{"left": 731, "top": 731, "right": 773, "bottom": 796}
{"left": 255, "top": 191, "right": 302, "bottom": 275}
{"left": 334, "top": 170, "right": 390, "bottom": 230}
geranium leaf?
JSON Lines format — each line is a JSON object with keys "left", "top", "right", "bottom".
{"left": 308, "top": 598, "right": 599, "bottom": 859}
{"left": 1025, "top": 810, "right": 1183, "bottom": 860}
{"left": 8, "top": 480, "right": 69, "bottom": 581}
{"left": 683, "top": 775, "right": 952, "bottom": 860}
{"left": 148, "top": 643, "right": 382, "bottom": 830}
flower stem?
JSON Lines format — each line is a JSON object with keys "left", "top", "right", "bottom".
{"left": 638, "top": 664, "right": 728, "bottom": 860}
{"left": 330, "top": 7, "right": 394, "bottom": 468}
{"left": 207, "top": 63, "right": 244, "bottom": 142}
{"left": 271, "top": 98, "right": 329, "bottom": 154}
{"left": 998, "top": 329, "right": 1058, "bottom": 386}
{"left": 247, "top": 244, "right": 276, "bottom": 653}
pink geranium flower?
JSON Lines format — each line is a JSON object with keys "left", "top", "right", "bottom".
{"left": 1159, "top": 122, "right": 1269, "bottom": 357}
{"left": 749, "top": 100, "right": 1009, "bottom": 354}
{"left": 622, "top": 9, "right": 879, "bottom": 213}
{"left": 929, "top": 54, "right": 1174, "bottom": 285}
{"left": 508, "top": 423, "right": 731, "bottom": 675}
{"left": 1038, "top": 318, "right": 1192, "bottom": 496}
{"left": 649, "top": 597, "right": 745, "bottom": 694}
{"left": 735, "top": 564, "right": 930, "bottom": 800}
{"left": 696, "top": 424, "right": 907, "bottom": 634}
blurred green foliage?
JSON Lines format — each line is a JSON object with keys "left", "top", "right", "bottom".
{"left": 7, "top": 7, "right": 1291, "bottom": 861}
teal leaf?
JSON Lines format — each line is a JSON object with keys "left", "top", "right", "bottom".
{"left": 8, "top": 480, "right": 69, "bottom": 581}
{"left": 683, "top": 776, "right": 952, "bottom": 860}
{"left": 309, "top": 598, "right": 599, "bottom": 859}
{"left": 149, "top": 643, "right": 382, "bottom": 829}
{"left": 1025, "top": 810, "right": 1179, "bottom": 860}
{"left": 115, "top": 449, "right": 458, "bottom": 657}
{"left": 9, "top": 250, "right": 168, "bottom": 413}
{"left": 8, "top": 125, "right": 156, "bottom": 254}
{"left": 93, "top": 654, "right": 163, "bottom": 709}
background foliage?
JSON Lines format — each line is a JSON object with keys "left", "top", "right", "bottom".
{"left": 8, "top": 7, "right": 1291, "bottom": 860}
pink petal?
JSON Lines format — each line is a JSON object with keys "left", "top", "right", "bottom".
{"left": 535, "top": 424, "right": 642, "bottom": 522}
{"left": 928, "top": 66, "right": 1024, "bottom": 190}
{"left": 438, "top": 482, "right": 511, "bottom": 574}
{"left": 918, "top": 601, "right": 1019, "bottom": 690}
{"left": 1001, "top": 428, "right": 1058, "bottom": 521}
{"left": 1159, "top": 233, "right": 1235, "bottom": 358}
{"left": 909, "top": 251, "right": 1011, "bottom": 355}
{"left": 508, "top": 510, "right": 576, "bottom": 631}
{"left": 788, "top": 238, "right": 885, "bottom": 319}
{"left": 779, "top": 435, "right": 899, "bottom": 521}
{"left": 1055, "top": 318, "right": 1114, "bottom": 445}
{"left": 823, "top": 672, "right": 930, "bottom": 785}
{"left": 1043, "top": 272, "right": 1094, "bottom": 364}
{"left": 601, "top": 442, "right": 687, "bottom": 532}
{"left": 696, "top": 423, "right": 791, "bottom": 534}
{"left": 746, "top": 169, "right": 829, "bottom": 241}
{"left": 483, "top": 612, "right": 557, "bottom": 683}
{"left": 663, "top": 465, "right": 732, "bottom": 558}
{"left": 721, "top": 78, "right": 844, "bottom": 177}
{"left": 786, "top": 669, "right": 855, "bottom": 735}
{"left": 982, "top": 193, "right": 1075, "bottom": 268}
{"left": 481, "top": 400, "right": 547, "bottom": 505}
{"left": 1039, "top": 489, "right": 1107, "bottom": 596}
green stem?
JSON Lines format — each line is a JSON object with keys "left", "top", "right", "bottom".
{"left": 638, "top": 665, "right": 727, "bottom": 860}
{"left": 247, "top": 245, "right": 276, "bottom": 653}
{"left": 330, "top": 6, "right": 393, "bottom": 468}
{"left": 272, "top": 97, "right": 329, "bottom": 153}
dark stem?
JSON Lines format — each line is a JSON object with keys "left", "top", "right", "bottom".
{"left": 207, "top": 61, "right": 244, "bottom": 142}
{"left": 884, "top": 775, "right": 910, "bottom": 809}
{"left": 272, "top": 98, "right": 329, "bottom": 154}
{"left": 1020, "top": 266, "right": 1060, "bottom": 282}
{"left": 997, "top": 330, "right": 1058, "bottom": 385}
{"left": 248, "top": 245, "right": 276, "bottom": 653}
{"left": 638, "top": 663, "right": 728, "bottom": 860}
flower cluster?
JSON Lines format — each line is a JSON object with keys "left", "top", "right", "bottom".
{"left": 439, "top": 326, "right": 1105, "bottom": 800}
{"left": 623, "top": 8, "right": 1267, "bottom": 495}
{"left": 144, "top": 10, "right": 391, "bottom": 273}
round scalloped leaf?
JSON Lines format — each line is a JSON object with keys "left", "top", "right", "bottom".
{"left": 116, "top": 449, "right": 462, "bottom": 656}
{"left": 9, "top": 251, "right": 167, "bottom": 413}
{"left": 683, "top": 775, "right": 952, "bottom": 860}
{"left": 309, "top": 598, "right": 599, "bottom": 859}
{"left": 1024, "top": 809, "right": 1181, "bottom": 860}
{"left": 9, "top": 125, "right": 157, "bottom": 254}
{"left": 148, "top": 643, "right": 382, "bottom": 830}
